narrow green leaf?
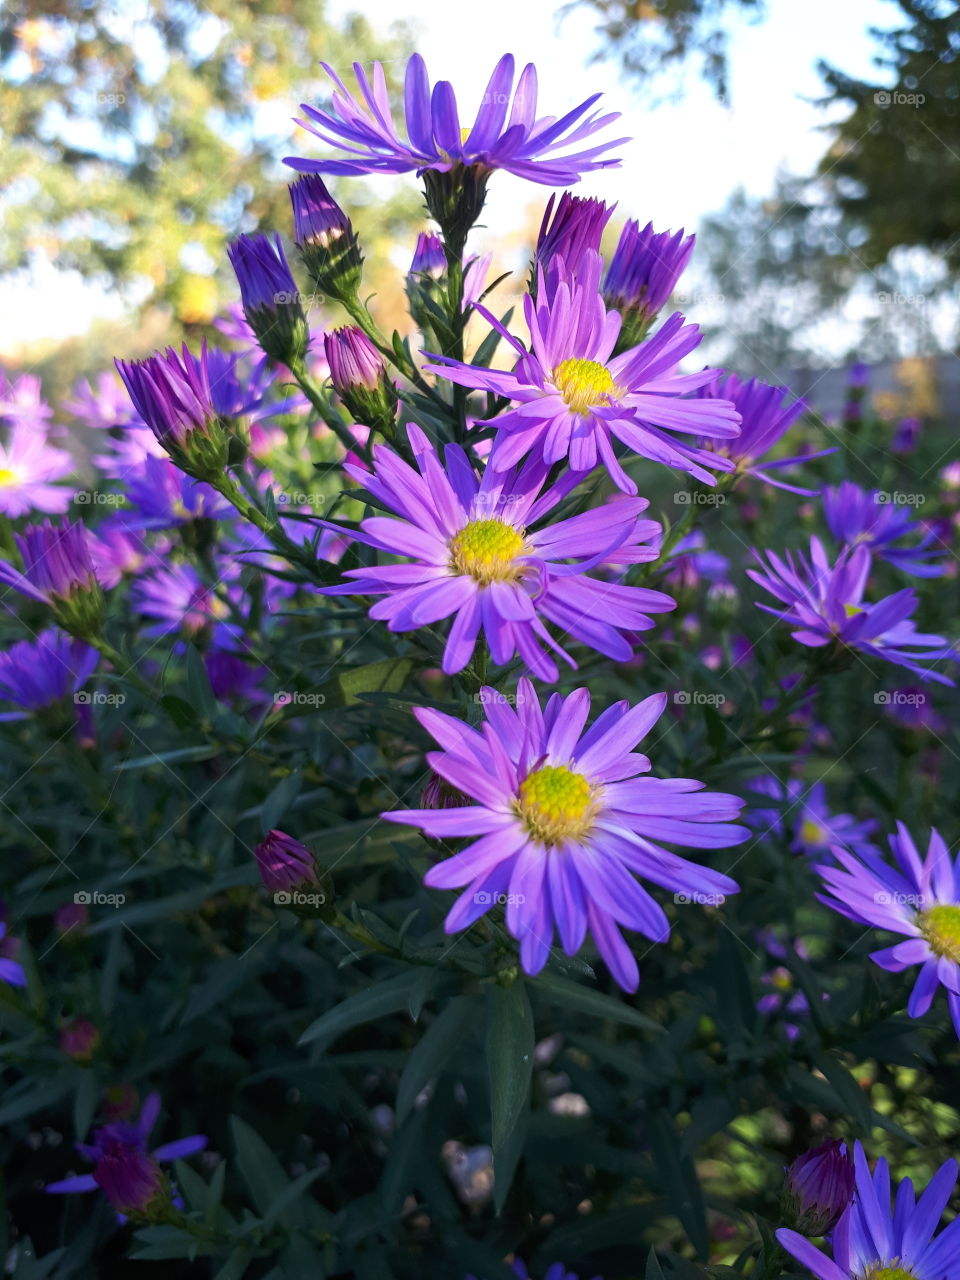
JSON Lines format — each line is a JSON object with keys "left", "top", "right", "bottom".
{"left": 396, "top": 995, "right": 475, "bottom": 1124}
{"left": 230, "top": 1115, "right": 294, "bottom": 1220}
{"left": 299, "top": 969, "right": 440, "bottom": 1047}
{"left": 487, "top": 981, "right": 534, "bottom": 1152}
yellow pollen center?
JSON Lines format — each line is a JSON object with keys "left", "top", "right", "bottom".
{"left": 918, "top": 904, "right": 960, "bottom": 963}
{"left": 0, "top": 468, "right": 18, "bottom": 487}
{"left": 460, "top": 127, "right": 472, "bottom": 146}
{"left": 864, "top": 1266, "right": 916, "bottom": 1280}
{"left": 770, "top": 969, "right": 793, "bottom": 992}
{"left": 517, "top": 764, "right": 596, "bottom": 846}
{"left": 800, "top": 819, "right": 827, "bottom": 847}
{"left": 553, "top": 358, "right": 618, "bottom": 416}
{"left": 449, "top": 519, "right": 525, "bottom": 586}
{"left": 844, "top": 602, "right": 864, "bottom": 617}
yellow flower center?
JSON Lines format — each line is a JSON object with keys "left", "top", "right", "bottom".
{"left": 770, "top": 968, "right": 793, "bottom": 992}
{"left": 449, "top": 519, "right": 525, "bottom": 586}
{"left": 918, "top": 904, "right": 960, "bottom": 963}
{"left": 517, "top": 764, "right": 596, "bottom": 847}
{"left": 552, "top": 358, "right": 619, "bottom": 417}
{"left": 844, "top": 602, "right": 864, "bottom": 618}
{"left": 799, "top": 819, "right": 827, "bottom": 847}
{"left": 0, "top": 468, "right": 19, "bottom": 487}
{"left": 460, "top": 126, "right": 472, "bottom": 146}
{"left": 864, "top": 1265, "right": 917, "bottom": 1280}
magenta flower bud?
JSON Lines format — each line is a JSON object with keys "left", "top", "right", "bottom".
{"left": 784, "top": 1139, "right": 855, "bottom": 1235}
{"left": 93, "top": 1141, "right": 168, "bottom": 1218}
{"left": 323, "top": 326, "right": 396, "bottom": 441}
{"left": 290, "top": 174, "right": 362, "bottom": 303}
{"left": 254, "top": 829, "right": 319, "bottom": 894}
{"left": 59, "top": 1017, "right": 101, "bottom": 1062}
{"left": 420, "top": 772, "right": 466, "bottom": 811}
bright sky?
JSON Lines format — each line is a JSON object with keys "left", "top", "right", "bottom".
{"left": 3, "top": 0, "right": 900, "bottom": 350}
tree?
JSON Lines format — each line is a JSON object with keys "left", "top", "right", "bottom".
{"left": 815, "top": 0, "right": 960, "bottom": 273}
{"left": 0, "top": 1, "right": 418, "bottom": 325}
{"left": 559, "top": 0, "right": 766, "bottom": 98}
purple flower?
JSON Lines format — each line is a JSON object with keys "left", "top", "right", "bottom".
{"left": 227, "top": 233, "right": 308, "bottom": 365}
{"left": 122, "top": 456, "right": 233, "bottom": 531}
{"left": 426, "top": 253, "right": 740, "bottom": 493}
{"left": 783, "top": 1140, "right": 855, "bottom": 1236}
{"left": 131, "top": 563, "right": 227, "bottom": 637}
{"left": 816, "top": 822, "right": 960, "bottom": 1037}
{"left": 0, "top": 920, "right": 26, "bottom": 988}
{"left": 0, "top": 424, "right": 74, "bottom": 517}
{"left": 324, "top": 325, "right": 386, "bottom": 393}
{"left": 46, "top": 1091, "right": 207, "bottom": 1202}
{"left": 892, "top": 415, "right": 922, "bottom": 453}
{"left": 321, "top": 423, "right": 673, "bottom": 681}
{"left": 253, "top": 830, "right": 319, "bottom": 893}
{"left": 602, "top": 221, "right": 694, "bottom": 328}
{"left": 0, "top": 520, "right": 103, "bottom": 637}
{"left": 847, "top": 361, "right": 870, "bottom": 388}
{"left": 696, "top": 373, "right": 828, "bottom": 494}
{"left": 63, "top": 372, "right": 136, "bottom": 431}
{"left": 0, "top": 370, "right": 53, "bottom": 432}
{"left": 87, "top": 519, "right": 152, "bottom": 589}
{"left": 777, "top": 1143, "right": 960, "bottom": 1279}
{"left": 0, "top": 629, "right": 98, "bottom": 717}
{"left": 757, "top": 958, "right": 810, "bottom": 1040}
{"left": 823, "top": 481, "right": 947, "bottom": 578}
{"left": 285, "top": 53, "right": 626, "bottom": 185}
{"left": 535, "top": 192, "right": 615, "bottom": 281}
{"left": 662, "top": 531, "right": 730, "bottom": 592}
{"left": 384, "top": 680, "right": 747, "bottom": 990}
{"left": 59, "top": 1018, "right": 101, "bottom": 1062}
{"left": 748, "top": 536, "right": 957, "bottom": 684}
{"left": 290, "top": 174, "right": 363, "bottom": 302}
{"left": 116, "top": 343, "right": 219, "bottom": 450}
{"left": 93, "top": 1143, "right": 168, "bottom": 1217}
{"left": 747, "top": 777, "right": 878, "bottom": 860}
{"left": 410, "top": 231, "right": 448, "bottom": 278}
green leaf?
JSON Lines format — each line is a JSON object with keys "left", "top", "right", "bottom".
{"left": 259, "top": 767, "right": 304, "bottom": 835}
{"left": 299, "top": 969, "right": 441, "bottom": 1047}
{"left": 647, "top": 1248, "right": 667, "bottom": 1280}
{"left": 486, "top": 980, "right": 534, "bottom": 1211}
{"left": 261, "top": 1167, "right": 327, "bottom": 1231}
{"left": 113, "top": 745, "right": 220, "bottom": 772}
{"left": 532, "top": 971, "right": 661, "bottom": 1032}
{"left": 186, "top": 644, "right": 217, "bottom": 721}
{"left": 180, "top": 950, "right": 266, "bottom": 1026}
{"left": 230, "top": 1115, "right": 296, "bottom": 1221}
{"left": 396, "top": 995, "right": 476, "bottom": 1124}
{"left": 73, "top": 1070, "right": 99, "bottom": 1140}
{"left": 646, "top": 1112, "right": 710, "bottom": 1259}
{"left": 813, "top": 1054, "right": 872, "bottom": 1130}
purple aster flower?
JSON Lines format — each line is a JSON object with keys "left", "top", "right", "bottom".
{"left": 87, "top": 519, "right": 152, "bottom": 589}
{"left": 0, "top": 370, "right": 53, "bottom": 433}
{"left": 748, "top": 536, "right": 957, "bottom": 684}
{"left": 0, "top": 424, "right": 74, "bottom": 517}
{"left": 324, "top": 325, "right": 386, "bottom": 393}
{"left": 847, "top": 361, "right": 870, "bottom": 389}
{"left": 47, "top": 1091, "right": 205, "bottom": 1210}
{"left": 290, "top": 173, "right": 363, "bottom": 303}
{"left": 777, "top": 1142, "right": 960, "bottom": 1280}
{"left": 59, "top": 1018, "right": 100, "bottom": 1062}
{"left": 426, "top": 252, "right": 741, "bottom": 493}
{"left": 0, "top": 519, "right": 103, "bottom": 636}
{"left": 227, "top": 233, "right": 309, "bottom": 365}
{"left": 602, "top": 220, "right": 695, "bottom": 333}
{"left": 410, "top": 231, "right": 447, "bottom": 278}
{"left": 783, "top": 1140, "right": 855, "bottom": 1236}
{"left": 116, "top": 343, "right": 218, "bottom": 450}
{"left": 662, "top": 531, "right": 731, "bottom": 592}
{"left": 92, "top": 423, "right": 167, "bottom": 482}
{"left": 823, "top": 481, "right": 948, "bottom": 578}
{"left": 535, "top": 192, "right": 615, "bottom": 281}
{"left": 63, "top": 372, "right": 136, "bottom": 431}
{"left": 285, "top": 53, "right": 626, "bottom": 186}
{"left": 0, "top": 919, "right": 26, "bottom": 988}
{"left": 880, "top": 685, "right": 946, "bottom": 734}
{"left": 757, "top": 961, "right": 810, "bottom": 1040}
{"left": 0, "top": 629, "right": 98, "bottom": 718}
{"left": 816, "top": 822, "right": 960, "bottom": 1037}
{"left": 131, "top": 563, "right": 228, "bottom": 637}
{"left": 746, "top": 776, "right": 878, "bottom": 859}
{"left": 695, "top": 373, "right": 830, "bottom": 494}
{"left": 253, "top": 830, "right": 319, "bottom": 894}
{"left": 892, "top": 415, "right": 922, "bottom": 454}
{"left": 204, "top": 647, "right": 267, "bottom": 705}
{"left": 384, "top": 680, "right": 747, "bottom": 991}
{"left": 321, "top": 423, "right": 673, "bottom": 681}
{"left": 122, "top": 456, "right": 233, "bottom": 531}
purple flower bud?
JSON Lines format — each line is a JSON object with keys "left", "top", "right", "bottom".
{"left": 60, "top": 1017, "right": 101, "bottom": 1062}
{"left": 254, "top": 829, "right": 319, "bottom": 894}
{"left": 603, "top": 220, "right": 695, "bottom": 340}
{"left": 409, "top": 231, "right": 447, "bottom": 279}
{"left": 323, "top": 327, "right": 396, "bottom": 440}
{"left": 54, "top": 901, "right": 90, "bottom": 936}
{"left": 892, "top": 416, "right": 921, "bottom": 454}
{"left": 0, "top": 520, "right": 104, "bottom": 638}
{"left": 847, "top": 361, "right": 870, "bottom": 388}
{"left": 784, "top": 1139, "right": 855, "bottom": 1235}
{"left": 93, "top": 1141, "right": 168, "bottom": 1217}
{"left": 227, "top": 234, "right": 308, "bottom": 366}
{"left": 420, "top": 772, "right": 466, "bottom": 810}
{"left": 290, "top": 175, "right": 362, "bottom": 302}
{"left": 536, "top": 191, "right": 614, "bottom": 283}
